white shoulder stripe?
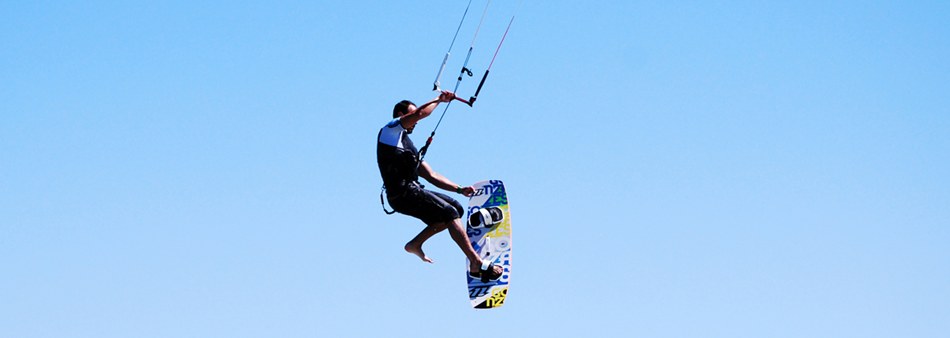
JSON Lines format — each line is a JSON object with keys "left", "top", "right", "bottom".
{"left": 378, "top": 119, "right": 405, "bottom": 148}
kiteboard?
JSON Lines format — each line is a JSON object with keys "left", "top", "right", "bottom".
{"left": 465, "top": 179, "right": 511, "bottom": 309}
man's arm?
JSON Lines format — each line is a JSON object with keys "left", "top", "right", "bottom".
{"left": 399, "top": 91, "right": 456, "bottom": 129}
{"left": 418, "top": 161, "right": 475, "bottom": 197}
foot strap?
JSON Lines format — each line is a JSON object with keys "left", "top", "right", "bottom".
{"left": 478, "top": 261, "right": 502, "bottom": 283}
{"left": 470, "top": 207, "right": 504, "bottom": 228}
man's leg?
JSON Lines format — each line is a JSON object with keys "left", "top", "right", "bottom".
{"left": 405, "top": 218, "right": 504, "bottom": 276}
{"left": 398, "top": 189, "right": 503, "bottom": 276}
{"left": 444, "top": 218, "right": 491, "bottom": 273}
{"left": 404, "top": 222, "right": 449, "bottom": 263}
{"left": 405, "top": 218, "right": 480, "bottom": 269}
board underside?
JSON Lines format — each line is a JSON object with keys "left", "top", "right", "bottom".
{"left": 466, "top": 180, "right": 511, "bottom": 309}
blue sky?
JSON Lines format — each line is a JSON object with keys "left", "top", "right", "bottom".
{"left": 2, "top": 1, "right": 948, "bottom": 337}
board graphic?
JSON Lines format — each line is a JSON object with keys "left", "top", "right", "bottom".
{"left": 466, "top": 180, "right": 511, "bottom": 309}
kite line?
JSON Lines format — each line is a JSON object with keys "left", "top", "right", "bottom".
{"left": 419, "top": 0, "right": 491, "bottom": 161}
{"left": 419, "top": 0, "right": 520, "bottom": 162}
{"left": 383, "top": 0, "right": 521, "bottom": 215}
{"left": 468, "top": 11, "right": 515, "bottom": 106}
{"left": 432, "top": 0, "right": 474, "bottom": 91}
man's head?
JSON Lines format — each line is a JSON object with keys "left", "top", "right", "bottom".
{"left": 393, "top": 100, "right": 418, "bottom": 133}
{"left": 393, "top": 100, "right": 415, "bottom": 118}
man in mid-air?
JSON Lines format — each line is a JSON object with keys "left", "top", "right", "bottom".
{"left": 377, "top": 90, "right": 503, "bottom": 280}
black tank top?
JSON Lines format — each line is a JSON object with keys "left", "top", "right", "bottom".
{"left": 377, "top": 119, "right": 419, "bottom": 192}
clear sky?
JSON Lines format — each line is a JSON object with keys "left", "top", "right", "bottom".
{"left": 2, "top": 1, "right": 948, "bottom": 337}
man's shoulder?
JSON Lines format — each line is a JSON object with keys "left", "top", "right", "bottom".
{"left": 384, "top": 118, "right": 402, "bottom": 129}
{"left": 379, "top": 118, "right": 407, "bottom": 147}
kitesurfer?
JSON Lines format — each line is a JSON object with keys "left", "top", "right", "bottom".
{"left": 377, "top": 90, "right": 503, "bottom": 280}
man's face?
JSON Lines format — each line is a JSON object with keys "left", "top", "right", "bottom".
{"left": 402, "top": 104, "right": 417, "bottom": 133}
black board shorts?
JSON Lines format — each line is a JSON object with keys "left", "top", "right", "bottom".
{"left": 388, "top": 184, "right": 464, "bottom": 225}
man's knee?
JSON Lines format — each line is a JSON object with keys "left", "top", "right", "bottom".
{"left": 425, "top": 220, "right": 450, "bottom": 230}
{"left": 448, "top": 200, "right": 464, "bottom": 220}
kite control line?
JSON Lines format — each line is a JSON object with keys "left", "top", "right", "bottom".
{"left": 419, "top": 0, "right": 491, "bottom": 161}
{"left": 433, "top": 0, "right": 474, "bottom": 91}
{"left": 455, "top": 0, "right": 491, "bottom": 91}
{"left": 416, "top": 94, "right": 472, "bottom": 161}
{"left": 469, "top": 12, "right": 515, "bottom": 106}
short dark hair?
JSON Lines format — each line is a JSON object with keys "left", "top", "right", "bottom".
{"left": 393, "top": 100, "right": 415, "bottom": 118}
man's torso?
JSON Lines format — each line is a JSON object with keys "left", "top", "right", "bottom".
{"left": 377, "top": 119, "right": 420, "bottom": 192}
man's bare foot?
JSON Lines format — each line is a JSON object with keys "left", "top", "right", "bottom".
{"left": 405, "top": 242, "right": 433, "bottom": 263}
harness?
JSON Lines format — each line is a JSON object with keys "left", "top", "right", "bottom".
{"left": 377, "top": 126, "right": 422, "bottom": 215}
